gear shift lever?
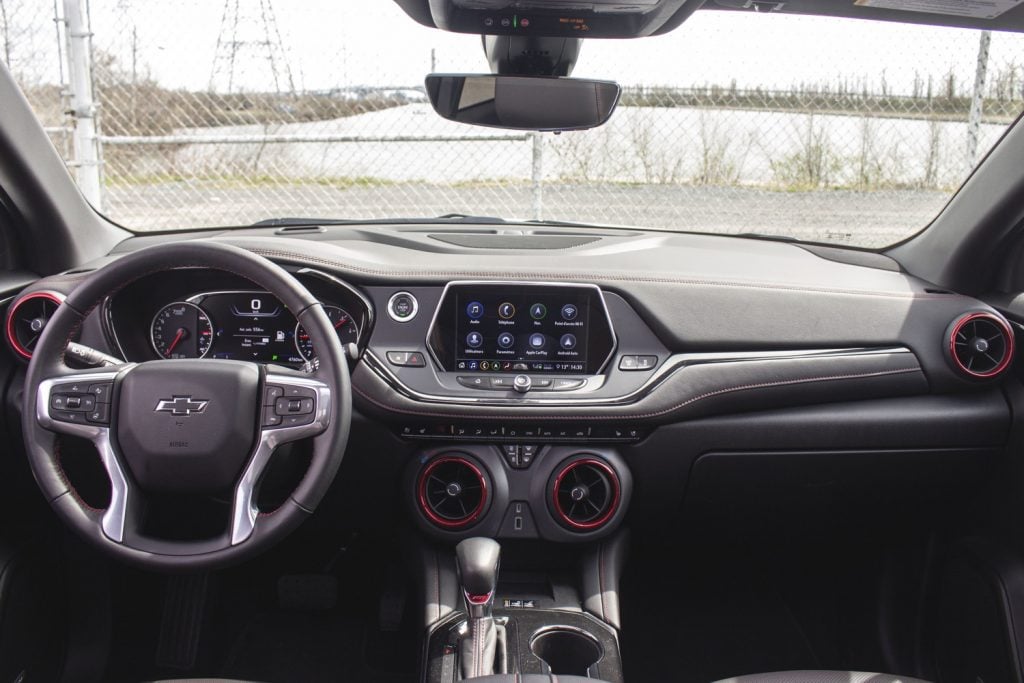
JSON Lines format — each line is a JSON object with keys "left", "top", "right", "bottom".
{"left": 455, "top": 537, "right": 504, "bottom": 678}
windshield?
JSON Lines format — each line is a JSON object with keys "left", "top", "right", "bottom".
{"left": 4, "top": 2, "right": 1024, "bottom": 247}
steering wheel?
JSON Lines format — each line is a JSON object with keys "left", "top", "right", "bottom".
{"left": 21, "top": 242, "right": 351, "bottom": 571}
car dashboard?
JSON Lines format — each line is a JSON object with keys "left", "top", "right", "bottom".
{"left": 6, "top": 223, "right": 1013, "bottom": 547}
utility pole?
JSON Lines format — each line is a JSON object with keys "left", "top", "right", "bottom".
{"left": 966, "top": 30, "right": 992, "bottom": 173}
{"left": 63, "top": 0, "right": 103, "bottom": 210}
{"left": 531, "top": 133, "right": 543, "bottom": 221}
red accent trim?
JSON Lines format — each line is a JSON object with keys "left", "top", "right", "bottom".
{"left": 949, "top": 312, "right": 1015, "bottom": 379}
{"left": 552, "top": 458, "right": 621, "bottom": 531}
{"left": 5, "top": 291, "right": 64, "bottom": 360}
{"left": 416, "top": 455, "right": 488, "bottom": 529}
{"left": 467, "top": 591, "right": 492, "bottom": 605}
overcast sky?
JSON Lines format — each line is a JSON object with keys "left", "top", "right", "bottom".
{"left": 7, "top": 1, "right": 1023, "bottom": 95}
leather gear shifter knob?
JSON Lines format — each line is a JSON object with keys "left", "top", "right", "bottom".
{"left": 456, "top": 537, "right": 501, "bottom": 613}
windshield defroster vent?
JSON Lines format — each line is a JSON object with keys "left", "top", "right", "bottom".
{"left": 947, "top": 312, "right": 1014, "bottom": 380}
{"left": 6, "top": 291, "right": 64, "bottom": 361}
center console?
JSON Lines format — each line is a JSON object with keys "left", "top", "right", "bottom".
{"left": 361, "top": 281, "right": 644, "bottom": 682}
{"left": 419, "top": 536, "right": 626, "bottom": 683}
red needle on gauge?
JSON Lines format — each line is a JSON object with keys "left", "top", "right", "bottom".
{"left": 334, "top": 315, "right": 349, "bottom": 329}
{"left": 166, "top": 327, "right": 187, "bottom": 356}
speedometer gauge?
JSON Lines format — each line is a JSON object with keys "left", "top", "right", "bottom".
{"left": 151, "top": 302, "right": 214, "bottom": 359}
{"left": 294, "top": 305, "right": 358, "bottom": 361}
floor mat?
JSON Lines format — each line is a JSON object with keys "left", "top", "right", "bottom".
{"left": 221, "top": 611, "right": 416, "bottom": 683}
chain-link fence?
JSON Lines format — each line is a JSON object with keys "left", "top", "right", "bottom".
{"left": 3, "top": 0, "right": 1024, "bottom": 246}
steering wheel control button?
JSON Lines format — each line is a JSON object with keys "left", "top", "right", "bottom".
{"left": 387, "top": 292, "right": 418, "bottom": 322}
{"left": 51, "top": 392, "right": 97, "bottom": 412}
{"left": 264, "top": 385, "right": 285, "bottom": 404}
{"left": 513, "top": 374, "right": 532, "bottom": 393}
{"left": 262, "top": 406, "right": 283, "bottom": 427}
{"left": 274, "top": 396, "right": 314, "bottom": 416}
{"left": 52, "top": 409, "right": 88, "bottom": 424}
{"left": 88, "top": 382, "right": 113, "bottom": 403}
{"left": 86, "top": 403, "right": 110, "bottom": 425}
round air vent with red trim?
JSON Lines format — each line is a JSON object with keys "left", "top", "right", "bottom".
{"left": 6, "top": 291, "right": 64, "bottom": 361}
{"left": 946, "top": 312, "right": 1014, "bottom": 380}
{"left": 416, "top": 455, "right": 489, "bottom": 529}
{"left": 551, "top": 457, "right": 621, "bottom": 531}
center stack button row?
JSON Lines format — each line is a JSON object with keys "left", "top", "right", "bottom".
{"left": 456, "top": 375, "right": 586, "bottom": 391}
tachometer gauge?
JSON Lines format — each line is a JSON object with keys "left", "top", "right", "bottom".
{"left": 295, "top": 305, "right": 358, "bottom": 361}
{"left": 151, "top": 302, "right": 214, "bottom": 359}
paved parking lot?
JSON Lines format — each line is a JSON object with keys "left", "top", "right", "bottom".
{"left": 109, "top": 181, "right": 946, "bottom": 248}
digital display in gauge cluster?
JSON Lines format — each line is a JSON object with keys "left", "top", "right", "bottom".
{"left": 149, "top": 291, "right": 357, "bottom": 363}
{"left": 199, "top": 292, "right": 304, "bottom": 364}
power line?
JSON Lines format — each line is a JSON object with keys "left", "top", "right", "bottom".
{"left": 209, "top": 0, "right": 295, "bottom": 95}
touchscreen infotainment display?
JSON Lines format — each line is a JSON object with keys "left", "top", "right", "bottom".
{"left": 427, "top": 284, "right": 615, "bottom": 375}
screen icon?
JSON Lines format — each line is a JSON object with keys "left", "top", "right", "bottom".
{"left": 498, "top": 332, "right": 515, "bottom": 348}
{"left": 530, "top": 303, "right": 547, "bottom": 320}
{"left": 498, "top": 302, "right": 516, "bottom": 319}
{"left": 480, "top": 361, "right": 490, "bottom": 370}
{"left": 561, "top": 304, "right": 578, "bottom": 321}
{"left": 560, "top": 333, "right": 577, "bottom": 350}
{"left": 529, "top": 333, "right": 546, "bottom": 349}
{"left": 466, "top": 301, "right": 484, "bottom": 319}
{"left": 466, "top": 331, "right": 483, "bottom": 348}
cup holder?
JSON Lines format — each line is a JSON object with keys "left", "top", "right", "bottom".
{"left": 530, "top": 626, "right": 603, "bottom": 676}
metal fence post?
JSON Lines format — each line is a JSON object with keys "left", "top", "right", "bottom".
{"left": 63, "top": 0, "right": 103, "bottom": 210}
{"left": 531, "top": 132, "right": 543, "bottom": 221}
{"left": 966, "top": 30, "right": 992, "bottom": 173}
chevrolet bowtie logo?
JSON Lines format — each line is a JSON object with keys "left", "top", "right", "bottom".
{"left": 155, "top": 396, "right": 209, "bottom": 416}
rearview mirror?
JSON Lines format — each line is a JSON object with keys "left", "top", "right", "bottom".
{"left": 425, "top": 74, "right": 620, "bottom": 132}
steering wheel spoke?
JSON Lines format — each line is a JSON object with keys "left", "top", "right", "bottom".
{"left": 231, "top": 373, "right": 332, "bottom": 545}
{"left": 35, "top": 368, "right": 136, "bottom": 543}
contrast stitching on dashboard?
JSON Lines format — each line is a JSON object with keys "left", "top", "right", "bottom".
{"left": 248, "top": 248, "right": 960, "bottom": 300}
{"left": 352, "top": 366, "right": 921, "bottom": 421}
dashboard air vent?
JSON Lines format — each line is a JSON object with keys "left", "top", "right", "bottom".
{"left": 551, "top": 458, "right": 620, "bottom": 531}
{"left": 6, "top": 291, "right": 64, "bottom": 361}
{"left": 947, "top": 312, "right": 1014, "bottom": 379}
{"left": 417, "top": 456, "right": 488, "bottom": 529}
